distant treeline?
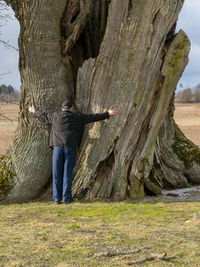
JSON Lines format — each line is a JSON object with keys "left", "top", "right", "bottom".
{"left": 175, "top": 84, "right": 200, "bottom": 103}
{"left": 0, "top": 84, "right": 20, "bottom": 102}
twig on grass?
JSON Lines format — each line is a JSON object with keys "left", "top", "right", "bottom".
{"left": 127, "top": 253, "right": 176, "bottom": 265}
{"left": 95, "top": 247, "right": 151, "bottom": 257}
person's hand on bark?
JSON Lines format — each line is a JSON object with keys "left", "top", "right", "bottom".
{"left": 108, "top": 108, "right": 118, "bottom": 116}
{"left": 28, "top": 105, "right": 35, "bottom": 113}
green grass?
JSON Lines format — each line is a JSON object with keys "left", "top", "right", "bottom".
{"left": 0, "top": 201, "right": 200, "bottom": 266}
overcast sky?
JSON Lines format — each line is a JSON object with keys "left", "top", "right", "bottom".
{"left": 0, "top": 0, "right": 199, "bottom": 91}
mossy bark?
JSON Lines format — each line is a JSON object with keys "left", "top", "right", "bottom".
{"left": 148, "top": 99, "right": 200, "bottom": 194}
{"left": 1, "top": 0, "right": 199, "bottom": 203}
{"left": 0, "top": 156, "right": 15, "bottom": 200}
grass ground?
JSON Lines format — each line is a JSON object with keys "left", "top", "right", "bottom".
{"left": 0, "top": 201, "right": 200, "bottom": 266}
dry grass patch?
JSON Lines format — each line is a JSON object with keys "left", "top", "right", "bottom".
{"left": 174, "top": 103, "right": 200, "bottom": 147}
{"left": 0, "top": 103, "right": 18, "bottom": 154}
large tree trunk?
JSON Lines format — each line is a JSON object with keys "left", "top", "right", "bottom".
{"left": 2, "top": 0, "right": 200, "bottom": 203}
{"left": 3, "top": 0, "right": 74, "bottom": 202}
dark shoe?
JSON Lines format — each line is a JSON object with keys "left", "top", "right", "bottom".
{"left": 63, "top": 200, "right": 73, "bottom": 204}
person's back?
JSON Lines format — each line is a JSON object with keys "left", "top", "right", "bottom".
{"left": 34, "top": 107, "right": 111, "bottom": 147}
{"left": 51, "top": 110, "right": 85, "bottom": 147}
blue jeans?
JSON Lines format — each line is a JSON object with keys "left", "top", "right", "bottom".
{"left": 52, "top": 146, "right": 76, "bottom": 203}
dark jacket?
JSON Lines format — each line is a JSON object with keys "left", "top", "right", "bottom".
{"left": 34, "top": 110, "right": 110, "bottom": 147}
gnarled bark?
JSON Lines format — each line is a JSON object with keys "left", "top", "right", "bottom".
{"left": 1, "top": 0, "right": 200, "bottom": 203}
{"left": 72, "top": 0, "right": 192, "bottom": 200}
{"left": 147, "top": 98, "right": 200, "bottom": 194}
{"left": 4, "top": 0, "right": 73, "bottom": 202}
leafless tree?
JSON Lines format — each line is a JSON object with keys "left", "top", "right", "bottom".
{"left": 193, "top": 84, "right": 200, "bottom": 103}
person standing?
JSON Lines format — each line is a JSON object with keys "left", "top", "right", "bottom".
{"left": 29, "top": 101, "right": 117, "bottom": 204}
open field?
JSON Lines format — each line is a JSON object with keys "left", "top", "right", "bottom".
{"left": 0, "top": 103, "right": 18, "bottom": 155}
{"left": 1, "top": 103, "right": 200, "bottom": 155}
{"left": 174, "top": 103, "right": 200, "bottom": 147}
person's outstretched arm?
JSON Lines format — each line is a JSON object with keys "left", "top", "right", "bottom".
{"left": 82, "top": 108, "right": 118, "bottom": 124}
{"left": 28, "top": 105, "right": 53, "bottom": 123}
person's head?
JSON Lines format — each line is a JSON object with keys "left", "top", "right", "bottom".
{"left": 61, "top": 100, "right": 73, "bottom": 112}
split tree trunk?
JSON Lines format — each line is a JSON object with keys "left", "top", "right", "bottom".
{"left": 2, "top": 0, "right": 200, "bottom": 203}
{"left": 72, "top": 0, "right": 193, "bottom": 200}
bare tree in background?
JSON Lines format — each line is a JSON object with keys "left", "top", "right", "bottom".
{"left": 1, "top": 0, "right": 200, "bottom": 203}
{"left": 194, "top": 84, "right": 200, "bottom": 103}
{"left": 176, "top": 84, "right": 200, "bottom": 103}
{"left": 176, "top": 87, "right": 193, "bottom": 103}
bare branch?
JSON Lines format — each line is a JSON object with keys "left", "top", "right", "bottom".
{"left": 0, "top": 112, "right": 14, "bottom": 122}
{"left": 0, "top": 96, "right": 19, "bottom": 105}
{"left": 0, "top": 39, "right": 18, "bottom": 50}
{"left": 0, "top": 1, "right": 19, "bottom": 80}
{"left": 0, "top": 71, "right": 11, "bottom": 76}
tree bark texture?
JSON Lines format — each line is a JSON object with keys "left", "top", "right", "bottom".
{"left": 148, "top": 98, "right": 200, "bottom": 194}
{"left": 72, "top": 0, "right": 192, "bottom": 200}
{"left": 4, "top": 0, "right": 73, "bottom": 202}
{"left": 2, "top": 0, "right": 200, "bottom": 203}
